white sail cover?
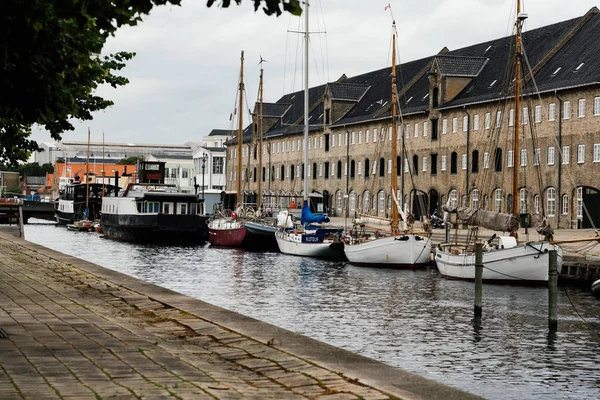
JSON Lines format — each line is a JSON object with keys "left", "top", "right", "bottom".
{"left": 443, "top": 205, "right": 519, "bottom": 232}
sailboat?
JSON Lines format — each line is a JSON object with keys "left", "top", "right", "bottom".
{"left": 343, "top": 20, "right": 432, "bottom": 268}
{"left": 207, "top": 51, "right": 247, "bottom": 247}
{"left": 435, "top": 2, "right": 563, "bottom": 284}
{"left": 274, "top": 2, "right": 345, "bottom": 259}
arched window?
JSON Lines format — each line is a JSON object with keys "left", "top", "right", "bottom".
{"left": 450, "top": 152, "right": 457, "bottom": 174}
{"left": 301, "top": 163, "right": 305, "bottom": 180}
{"left": 432, "top": 87, "right": 439, "bottom": 108}
{"left": 350, "top": 160, "right": 356, "bottom": 178}
{"left": 494, "top": 148, "right": 503, "bottom": 172}
{"left": 547, "top": 188, "right": 556, "bottom": 216}
{"left": 396, "top": 155, "right": 402, "bottom": 175}
{"left": 471, "top": 189, "right": 479, "bottom": 209}
{"left": 413, "top": 155, "right": 419, "bottom": 176}
{"left": 349, "top": 190, "right": 356, "bottom": 213}
{"left": 290, "top": 164, "right": 295, "bottom": 180}
{"left": 363, "top": 190, "right": 370, "bottom": 213}
{"left": 262, "top": 166, "right": 266, "bottom": 182}
{"left": 449, "top": 189, "right": 458, "bottom": 208}
{"left": 271, "top": 166, "right": 275, "bottom": 181}
{"left": 534, "top": 194, "right": 540, "bottom": 214}
{"left": 472, "top": 150, "right": 479, "bottom": 173}
{"left": 519, "top": 188, "right": 527, "bottom": 213}
{"left": 506, "top": 194, "right": 513, "bottom": 213}
{"left": 494, "top": 188, "right": 502, "bottom": 212}
{"left": 365, "top": 159, "right": 370, "bottom": 177}
{"left": 562, "top": 194, "right": 568, "bottom": 215}
{"left": 336, "top": 190, "right": 343, "bottom": 214}
{"left": 378, "top": 190, "right": 386, "bottom": 216}
{"left": 280, "top": 165, "right": 285, "bottom": 181}
{"left": 379, "top": 157, "right": 385, "bottom": 177}
{"left": 312, "top": 162, "right": 317, "bottom": 179}
{"left": 337, "top": 161, "right": 342, "bottom": 179}
{"left": 253, "top": 167, "right": 257, "bottom": 182}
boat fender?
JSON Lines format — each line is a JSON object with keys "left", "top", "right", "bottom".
{"left": 231, "top": 211, "right": 237, "bottom": 220}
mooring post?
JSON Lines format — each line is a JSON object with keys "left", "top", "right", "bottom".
{"left": 18, "top": 201, "right": 24, "bottom": 238}
{"left": 548, "top": 250, "right": 558, "bottom": 330}
{"left": 474, "top": 242, "right": 483, "bottom": 317}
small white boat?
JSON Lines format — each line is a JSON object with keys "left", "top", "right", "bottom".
{"left": 275, "top": 226, "right": 345, "bottom": 259}
{"left": 435, "top": 237, "right": 562, "bottom": 284}
{"left": 345, "top": 233, "right": 432, "bottom": 268}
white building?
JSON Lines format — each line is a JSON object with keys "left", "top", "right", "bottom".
{"left": 192, "top": 129, "right": 231, "bottom": 213}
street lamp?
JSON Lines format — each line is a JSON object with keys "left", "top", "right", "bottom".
{"left": 201, "top": 153, "right": 208, "bottom": 201}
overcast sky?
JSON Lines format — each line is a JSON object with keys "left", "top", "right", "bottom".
{"left": 31, "top": 0, "right": 600, "bottom": 146}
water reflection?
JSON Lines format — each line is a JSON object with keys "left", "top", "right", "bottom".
{"left": 23, "top": 221, "right": 600, "bottom": 400}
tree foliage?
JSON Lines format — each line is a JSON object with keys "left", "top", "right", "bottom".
{"left": 116, "top": 155, "right": 145, "bottom": 165}
{"left": 0, "top": 0, "right": 300, "bottom": 167}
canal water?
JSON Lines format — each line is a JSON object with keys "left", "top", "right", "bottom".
{"left": 23, "top": 221, "right": 600, "bottom": 400}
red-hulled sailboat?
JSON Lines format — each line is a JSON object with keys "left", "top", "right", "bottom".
{"left": 208, "top": 51, "right": 247, "bottom": 247}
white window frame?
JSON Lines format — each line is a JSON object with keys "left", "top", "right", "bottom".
{"left": 534, "top": 105, "right": 542, "bottom": 123}
{"left": 422, "top": 156, "right": 427, "bottom": 172}
{"left": 578, "top": 98, "right": 586, "bottom": 118}
{"left": 452, "top": 117, "right": 458, "bottom": 133}
{"left": 522, "top": 107, "right": 529, "bottom": 125}
{"left": 509, "top": 109, "right": 515, "bottom": 126}
{"left": 423, "top": 121, "right": 428, "bottom": 137}
{"left": 562, "top": 194, "right": 568, "bottom": 215}
{"left": 534, "top": 148, "right": 540, "bottom": 166}
{"left": 461, "top": 154, "right": 467, "bottom": 170}
{"left": 507, "top": 150, "right": 514, "bottom": 167}
{"left": 473, "top": 114, "right": 479, "bottom": 131}
{"left": 484, "top": 152, "right": 490, "bottom": 169}
{"left": 441, "top": 155, "right": 447, "bottom": 171}
{"left": 549, "top": 103, "right": 556, "bottom": 121}
{"left": 548, "top": 147, "right": 555, "bottom": 165}
{"left": 577, "top": 144, "right": 585, "bottom": 163}
{"left": 547, "top": 188, "right": 556, "bottom": 217}
{"left": 471, "top": 189, "right": 479, "bottom": 209}
{"left": 594, "top": 143, "right": 600, "bottom": 162}
{"left": 534, "top": 194, "right": 540, "bottom": 214}
{"left": 495, "top": 110, "right": 502, "bottom": 128}
{"left": 562, "top": 146, "right": 569, "bottom": 164}
{"left": 463, "top": 115, "right": 468, "bottom": 132}
{"left": 594, "top": 97, "right": 600, "bottom": 116}
{"left": 520, "top": 149, "right": 527, "bottom": 166}
{"left": 442, "top": 119, "right": 448, "bottom": 134}
{"left": 414, "top": 123, "right": 419, "bottom": 137}
{"left": 564, "top": 101, "right": 571, "bottom": 120}
{"left": 494, "top": 189, "right": 502, "bottom": 213}
{"left": 576, "top": 187, "right": 583, "bottom": 218}
{"left": 484, "top": 112, "right": 491, "bottom": 129}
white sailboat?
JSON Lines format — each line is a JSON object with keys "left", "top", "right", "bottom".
{"left": 343, "top": 19, "right": 432, "bottom": 268}
{"left": 435, "top": 1, "right": 562, "bottom": 284}
{"left": 275, "top": 2, "right": 345, "bottom": 260}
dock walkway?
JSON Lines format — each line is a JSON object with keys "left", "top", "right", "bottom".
{"left": 0, "top": 231, "right": 478, "bottom": 399}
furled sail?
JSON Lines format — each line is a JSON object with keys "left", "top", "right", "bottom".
{"left": 300, "top": 200, "right": 330, "bottom": 225}
{"left": 442, "top": 205, "right": 519, "bottom": 232}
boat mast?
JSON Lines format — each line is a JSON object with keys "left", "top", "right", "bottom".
{"left": 258, "top": 67, "right": 264, "bottom": 210}
{"left": 390, "top": 21, "right": 399, "bottom": 234}
{"left": 102, "top": 132, "right": 105, "bottom": 198}
{"left": 512, "top": 1, "right": 524, "bottom": 217}
{"left": 302, "top": 1, "right": 309, "bottom": 204}
{"left": 237, "top": 51, "right": 244, "bottom": 207}
{"left": 85, "top": 127, "right": 90, "bottom": 217}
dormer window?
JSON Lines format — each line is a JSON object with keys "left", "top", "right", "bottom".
{"left": 574, "top": 62, "right": 585, "bottom": 72}
{"left": 484, "top": 45, "right": 492, "bottom": 53}
{"left": 422, "top": 93, "right": 429, "bottom": 101}
{"left": 489, "top": 79, "right": 497, "bottom": 88}
{"left": 406, "top": 96, "right": 413, "bottom": 103}
{"left": 551, "top": 67, "right": 562, "bottom": 76}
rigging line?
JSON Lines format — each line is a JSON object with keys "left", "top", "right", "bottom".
{"left": 481, "top": 264, "right": 530, "bottom": 281}
{"left": 315, "top": 0, "right": 329, "bottom": 84}
{"left": 563, "top": 287, "right": 600, "bottom": 330}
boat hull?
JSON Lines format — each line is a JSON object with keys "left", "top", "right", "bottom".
{"left": 243, "top": 221, "right": 278, "bottom": 251}
{"left": 435, "top": 241, "right": 562, "bottom": 284}
{"left": 592, "top": 279, "right": 600, "bottom": 298}
{"left": 344, "top": 234, "right": 432, "bottom": 268}
{"left": 102, "top": 214, "right": 208, "bottom": 244}
{"left": 275, "top": 229, "right": 345, "bottom": 260}
{"left": 208, "top": 219, "right": 246, "bottom": 247}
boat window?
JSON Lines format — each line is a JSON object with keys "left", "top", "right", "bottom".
{"left": 137, "top": 202, "right": 142, "bottom": 213}
{"left": 181, "top": 204, "right": 187, "bottom": 215}
{"left": 164, "top": 203, "right": 170, "bottom": 214}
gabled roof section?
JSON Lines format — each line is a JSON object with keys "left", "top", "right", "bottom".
{"left": 260, "top": 103, "right": 291, "bottom": 118}
{"left": 327, "top": 83, "right": 370, "bottom": 102}
{"left": 433, "top": 55, "right": 488, "bottom": 77}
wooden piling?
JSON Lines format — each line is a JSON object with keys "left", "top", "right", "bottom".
{"left": 548, "top": 250, "right": 558, "bottom": 330}
{"left": 18, "top": 201, "right": 24, "bottom": 238}
{"left": 474, "top": 242, "right": 483, "bottom": 317}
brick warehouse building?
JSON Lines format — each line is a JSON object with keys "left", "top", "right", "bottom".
{"left": 226, "top": 7, "right": 600, "bottom": 229}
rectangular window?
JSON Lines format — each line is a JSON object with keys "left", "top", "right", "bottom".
{"left": 319, "top": 164, "right": 323, "bottom": 177}
{"left": 534, "top": 148, "right": 540, "bottom": 166}
{"left": 414, "top": 123, "right": 419, "bottom": 137}
{"left": 562, "top": 146, "right": 570, "bottom": 164}
{"left": 442, "top": 119, "right": 447, "bottom": 134}
{"left": 509, "top": 109, "right": 514, "bottom": 126}
{"left": 405, "top": 124, "right": 410, "bottom": 138}
{"left": 365, "top": 129, "right": 370, "bottom": 143}
{"left": 213, "top": 157, "right": 224, "bottom": 174}
{"left": 484, "top": 112, "right": 491, "bottom": 129}
{"left": 422, "top": 157, "right": 427, "bottom": 172}
{"left": 431, "top": 153, "right": 438, "bottom": 175}
{"left": 594, "top": 97, "right": 600, "bottom": 116}
{"left": 522, "top": 107, "right": 529, "bottom": 125}
{"left": 577, "top": 144, "right": 585, "bottom": 163}
{"left": 389, "top": 126, "right": 392, "bottom": 141}
{"left": 507, "top": 150, "right": 514, "bottom": 167}
{"left": 548, "top": 147, "right": 555, "bottom": 165}
{"left": 452, "top": 117, "right": 458, "bottom": 133}
{"left": 441, "top": 155, "right": 447, "bottom": 171}
{"left": 357, "top": 161, "right": 362, "bottom": 176}
{"left": 473, "top": 114, "right": 479, "bottom": 131}
{"left": 388, "top": 159, "right": 392, "bottom": 173}
{"left": 495, "top": 110, "right": 502, "bottom": 128}
{"left": 549, "top": 103, "right": 556, "bottom": 121}
{"left": 562, "top": 195, "right": 568, "bottom": 215}
{"left": 423, "top": 121, "right": 428, "bottom": 137}
{"left": 520, "top": 149, "right": 527, "bottom": 166}
{"left": 461, "top": 154, "right": 467, "bottom": 170}
{"left": 358, "top": 131, "right": 362, "bottom": 144}
{"left": 463, "top": 115, "right": 468, "bottom": 132}
{"left": 484, "top": 152, "right": 490, "bottom": 169}
{"left": 594, "top": 143, "right": 600, "bottom": 162}
{"left": 431, "top": 119, "right": 438, "bottom": 140}
{"left": 578, "top": 98, "right": 586, "bottom": 118}
{"left": 564, "top": 101, "right": 571, "bottom": 119}
{"left": 351, "top": 131, "right": 355, "bottom": 145}
{"left": 535, "top": 105, "right": 542, "bottom": 123}
{"left": 404, "top": 158, "right": 409, "bottom": 173}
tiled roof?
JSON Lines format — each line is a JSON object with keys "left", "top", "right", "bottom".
{"left": 328, "top": 83, "right": 370, "bottom": 101}
{"left": 261, "top": 103, "right": 291, "bottom": 118}
{"left": 434, "top": 55, "right": 488, "bottom": 77}
{"left": 208, "top": 129, "right": 235, "bottom": 137}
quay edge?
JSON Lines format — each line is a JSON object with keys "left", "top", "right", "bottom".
{"left": 0, "top": 229, "right": 481, "bottom": 400}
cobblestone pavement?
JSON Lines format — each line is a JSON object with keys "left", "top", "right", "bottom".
{"left": 0, "top": 233, "right": 479, "bottom": 400}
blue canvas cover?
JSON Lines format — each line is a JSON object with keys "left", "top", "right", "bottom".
{"left": 300, "top": 200, "right": 330, "bottom": 225}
